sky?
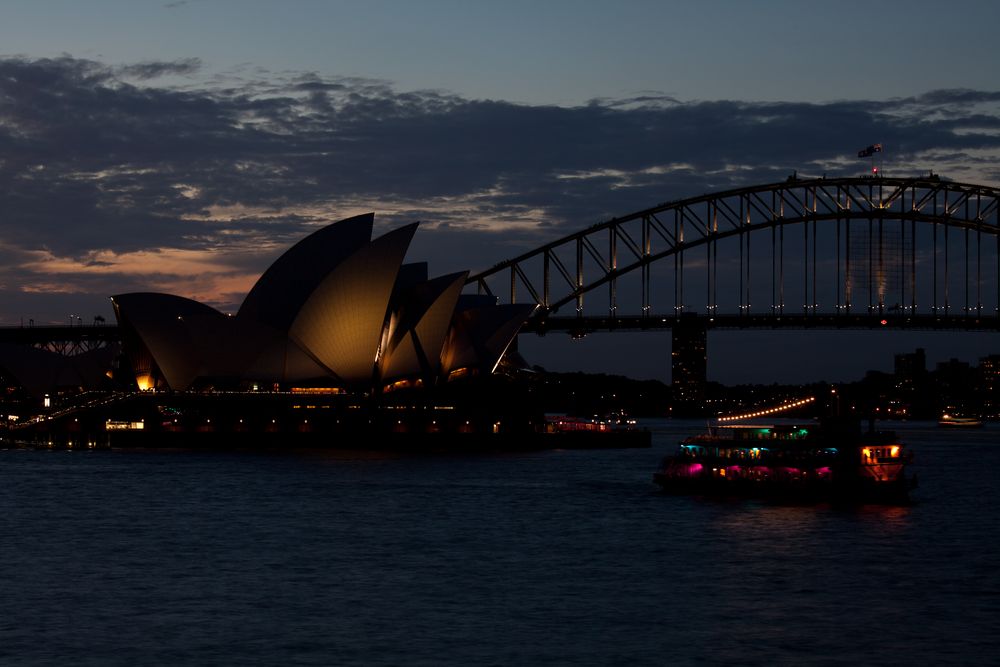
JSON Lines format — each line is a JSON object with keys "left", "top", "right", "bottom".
{"left": 1, "top": 0, "right": 1000, "bottom": 383}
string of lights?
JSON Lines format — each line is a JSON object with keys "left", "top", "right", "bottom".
{"left": 716, "top": 396, "right": 816, "bottom": 422}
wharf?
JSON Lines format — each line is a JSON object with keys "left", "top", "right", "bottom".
{"left": 3, "top": 390, "right": 651, "bottom": 452}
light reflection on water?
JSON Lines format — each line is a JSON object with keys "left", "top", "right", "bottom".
{"left": 0, "top": 420, "right": 997, "bottom": 665}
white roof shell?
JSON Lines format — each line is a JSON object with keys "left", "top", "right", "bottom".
{"left": 111, "top": 214, "right": 535, "bottom": 392}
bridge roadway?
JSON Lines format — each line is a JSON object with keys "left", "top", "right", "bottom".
{"left": 0, "top": 324, "right": 119, "bottom": 354}
{"left": 5, "top": 312, "right": 999, "bottom": 348}
{"left": 6, "top": 311, "right": 998, "bottom": 346}
{"left": 523, "top": 313, "right": 1000, "bottom": 334}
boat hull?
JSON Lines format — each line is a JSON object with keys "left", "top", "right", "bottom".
{"left": 652, "top": 469, "right": 915, "bottom": 504}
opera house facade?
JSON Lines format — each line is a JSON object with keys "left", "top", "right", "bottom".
{"left": 112, "top": 213, "right": 535, "bottom": 395}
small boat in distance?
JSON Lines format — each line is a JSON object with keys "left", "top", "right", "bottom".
{"left": 938, "top": 412, "right": 984, "bottom": 428}
{"left": 653, "top": 416, "right": 915, "bottom": 504}
{"left": 541, "top": 414, "right": 650, "bottom": 448}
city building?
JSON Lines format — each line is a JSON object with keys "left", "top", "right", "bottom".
{"left": 671, "top": 315, "right": 707, "bottom": 416}
{"left": 979, "top": 354, "right": 1000, "bottom": 417}
{"left": 894, "top": 348, "right": 926, "bottom": 385}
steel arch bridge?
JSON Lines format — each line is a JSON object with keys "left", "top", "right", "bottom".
{"left": 468, "top": 175, "right": 1000, "bottom": 325}
{"left": 0, "top": 324, "right": 118, "bottom": 355}
{"left": 466, "top": 175, "right": 1000, "bottom": 411}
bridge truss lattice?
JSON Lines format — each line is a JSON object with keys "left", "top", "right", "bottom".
{"left": 468, "top": 176, "right": 1000, "bottom": 331}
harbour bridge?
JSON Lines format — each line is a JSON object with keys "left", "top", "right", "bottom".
{"left": 465, "top": 175, "right": 1000, "bottom": 411}
{"left": 3, "top": 175, "right": 999, "bottom": 412}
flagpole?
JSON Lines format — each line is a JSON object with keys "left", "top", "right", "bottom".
{"left": 857, "top": 143, "right": 882, "bottom": 175}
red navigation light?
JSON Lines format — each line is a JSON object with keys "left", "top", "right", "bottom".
{"left": 872, "top": 166, "right": 878, "bottom": 174}
{"left": 880, "top": 318, "right": 888, "bottom": 325}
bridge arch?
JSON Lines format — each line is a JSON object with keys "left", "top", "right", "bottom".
{"left": 468, "top": 176, "right": 1000, "bottom": 325}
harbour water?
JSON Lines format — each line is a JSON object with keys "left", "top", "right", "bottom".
{"left": 1, "top": 421, "right": 998, "bottom": 665}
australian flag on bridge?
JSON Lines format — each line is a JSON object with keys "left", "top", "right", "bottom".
{"left": 858, "top": 143, "right": 883, "bottom": 158}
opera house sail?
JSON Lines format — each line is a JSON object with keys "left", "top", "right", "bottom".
{"left": 111, "top": 214, "right": 535, "bottom": 394}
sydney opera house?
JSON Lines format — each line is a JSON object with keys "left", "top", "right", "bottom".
{"left": 1, "top": 214, "right": 654, "bottom": 449}
{"left": 112, "top": 213, "right": 534, "bottom": 395}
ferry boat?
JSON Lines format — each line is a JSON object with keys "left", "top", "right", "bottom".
{"left": 541, "top": 414, "right": 650, "bottom": 448}
{"left": 653, "top": 417, "right": 915, "bottom": 503}
{"left": 937, "top": 413, "right": 983, "bottom": 428}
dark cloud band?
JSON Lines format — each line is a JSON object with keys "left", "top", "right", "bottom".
{"left": 0, "top": 55, "right": 998, "bottom": 319}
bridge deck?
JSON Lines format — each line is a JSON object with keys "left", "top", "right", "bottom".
{"left": 525, "top": 313, "right": 1000, "bottom": 334}
{"left": 1, "top": 312, "right": 998, "bottom": 349}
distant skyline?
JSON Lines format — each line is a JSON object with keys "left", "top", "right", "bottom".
{"left": 1, "top": 1, "right": 999, "bottom": 383}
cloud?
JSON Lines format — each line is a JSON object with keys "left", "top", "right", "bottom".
{"left": 117, "top": 58, "right": 202, "bottom": 80}
{"left": 0, "top": 55, "right": 998, "bottom": 322}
